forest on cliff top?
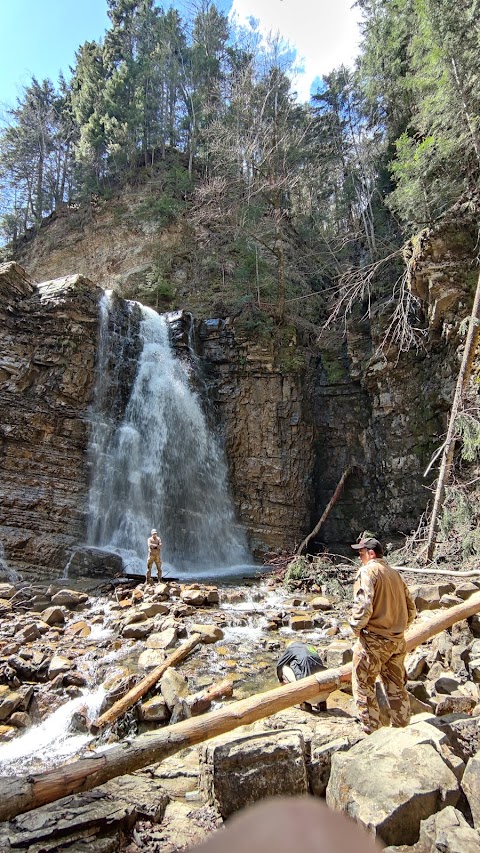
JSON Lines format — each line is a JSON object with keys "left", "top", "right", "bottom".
{"left": 1, "top": 0, "right": 479, "bottom": 326}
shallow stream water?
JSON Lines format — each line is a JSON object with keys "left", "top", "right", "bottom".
{"left": 0, "top": 579, "right": 351, "bottom": 777}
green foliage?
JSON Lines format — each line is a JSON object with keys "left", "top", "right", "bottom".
{"left": 456, "top": 413, "right": 480, "bottom": 463}
{"left": 136, "top": 193, "right": 183, "bottom": 225}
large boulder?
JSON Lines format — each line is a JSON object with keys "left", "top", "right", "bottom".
{"left": 199, "top": 730, "right": 308, "bottom": 818}
{"left": 384, "top": 806, "right": 480, "bottom": 853}
{"left": 326, "top": 722, "right": 461, "bottom": 847}
{"left": 67, "top": 546, "right": 124, "bottom": 579}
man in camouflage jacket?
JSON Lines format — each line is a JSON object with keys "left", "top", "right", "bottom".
{"left": 349, "top": 534, "right": 416, "bottom": 734}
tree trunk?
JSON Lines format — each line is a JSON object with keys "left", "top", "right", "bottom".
{"left": 425, "top": 270, "right": 480, "bottom": 560}
{"left": 2, "top": 592, "right": 480, "bottom": 822}
{"left": 90, "top": 633, "right": 203, "bottom": 733}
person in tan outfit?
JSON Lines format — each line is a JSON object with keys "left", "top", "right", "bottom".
{"left": 146, "top": 528, "right": 162, "bottom": 582}
{"left": 349, "top": 534, "right": 416, "bottom": 734}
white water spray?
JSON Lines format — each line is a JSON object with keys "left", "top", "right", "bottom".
{"left": 87, "top": 296, "right": 251, "bottom": 576}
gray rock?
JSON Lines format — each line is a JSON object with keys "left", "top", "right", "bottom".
{"left": 411, "top": 583, "right": 455, "bottom": 611}
{"left": 50, "top": 589, "right": 89, "bottom": 609}
{"left": 462, "top": 751, "right": 480, "bottom": 828}
{"left": 40, "top": 605, "right": 66, "bottom": 626}
{"left": 67, "top": 546, "right": 123, "bottom": 579}
{"left": 326, "top": 723, "right": 460, "bottom": 847}
{"left": 160, "top": 669, "right": 189, "bottom": 710}
{"left": 384, "top": 806, "right": 480, "bottom": 853}
{"left": 199, "top": 730, "right": 308, "bottom": 818}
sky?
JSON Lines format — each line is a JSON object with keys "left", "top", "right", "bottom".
{"left": 0, "top": 0, "right": 361, "bottom": 113}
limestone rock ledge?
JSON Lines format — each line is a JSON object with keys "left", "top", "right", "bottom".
{"left": 0, "top": 262, "right": 102, "bottom": 580}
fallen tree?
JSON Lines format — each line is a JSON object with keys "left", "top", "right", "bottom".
{"left": 90, "top": 632, "right": 204, "bottom": 733}
{"left": 1, "top": 592, "right": 480, "bottom": 823}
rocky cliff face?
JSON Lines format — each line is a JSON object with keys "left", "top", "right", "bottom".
{"left": 2, "top": 199, "right": 478, "bottom": 577}
{"left": 0, "top": 263, "right": 102, "bottom": 579}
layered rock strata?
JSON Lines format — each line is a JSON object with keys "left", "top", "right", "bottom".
{"left": 0, "top": 263, "right": 102, "bottom": 579}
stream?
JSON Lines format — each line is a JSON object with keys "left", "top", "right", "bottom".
{"left": 0, "top": 578, "right": 351, "bottom": 777}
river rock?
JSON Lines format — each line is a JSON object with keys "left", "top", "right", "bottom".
{"left": 139, "top": 695, "right": 169, "bottom": 722}
{"left": 122, "top": 620, "right": 154, "bottom": 639}
{"left": 40, "top": 605, "right": 66, "bottom": 626}
{"left": 138, "top": 601, "right": 169, "bottom": 618}
{"left": 325, "top": 640, "right": 353, "bottom": 667}
{"left": 64, "top": 620, "right": 91, "bottom": 638}
{"left": 48, "top": 655, "right": 72, "bottom": 679}
{"left": 384, "top": 806, "right": 480, "bottom": 853}
{"left": 199, "top": 730, "right": 308, "bottom": 818}
{"left": 189, "top": 624, "right": 224, "bottom": 643}
{"left": 160, "top": 669, "right": 189, "bottom": 710}
{"left": 180, "top": 589, "right": 207, "bottom": 606}
{"left": 9, "top": 710, "right": 31, "bottom": 728}
{"left": 50, "top": 589, "right": 89, "bottom": 609}
{"left": 311, "top": 596, "right": 331, "bottom": 610}
{"left": 0, "top": 584, "right": 15, "bottom": 600}
{"left": 326, "top": 722, "right": 461, "bottom": 847}
{"left": 15, "top": 623, "right": 41, "bottom": 643}
{"left": 289, "top": 614, "right": 314, "bottom": 630}
{"left": 0, "top": 686, "right": 22, "bottom": 721}
{"left": 138, "top": 648, "right": 166, "bottom": 670}
{"left": 462, "top": 751, "right": 480, "bottom": 828}
{"left": 146, "top": 627, "right": 177, "bottom": 649}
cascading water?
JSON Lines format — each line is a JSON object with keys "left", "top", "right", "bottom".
{"left": 87, "top": 293, "right": 252, "bottom": 578}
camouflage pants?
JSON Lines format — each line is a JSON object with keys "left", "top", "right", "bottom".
{"left": 352, "top": 632, "right": 410, "bottom": 734}
{"left": 146, "top": 553, "right": 162, "bottom": 582}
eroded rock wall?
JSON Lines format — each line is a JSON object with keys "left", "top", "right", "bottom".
{"left": 0, "top": 263, "right": 102, "bottom": 579}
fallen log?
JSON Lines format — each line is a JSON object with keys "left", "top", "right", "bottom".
{"left": 187, "top": 677, "right": 234, "bottom": 716}
{"left": 2, "top": 592, "right": 480, "bottom": 823}
{"left": 90, "top": 633, "right": 204, "bottom": 733}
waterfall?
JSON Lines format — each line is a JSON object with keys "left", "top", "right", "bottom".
{"left": 87, "top": 294, "right": 251, "bottom": 577}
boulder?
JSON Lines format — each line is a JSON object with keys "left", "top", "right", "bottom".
{"left": 121, "top": 620, "right": 154, "bottom": 639}
{"left": 40, "top": 606, "right": 66, "bottom": 626}
{"left": 325, "top": 641, "right": 353, "bottom": 667}
{"left": 160, "top": 669, "right": 189, "bottom": 710}
{"left": 50, "top": 589, "right": 89, "bottom": 609}
{"left": 406, "top": 650, "right": 428, "bottom": 680}
{"left": 66, "top": 546, "right": 124, "bottom": 579}
{"left": 146, "top": 627, "right": 178, "bottom": 649}
{"left": 137, "top": 649, "right": 166, "bottom": 670}
{"left": 0, "top": 584, "right": 15, "bottom": 600}
{"left": 48, "top": 655, "right": 72, "bottom": 679}
{"left": 462, "top": 751, "right": 480, "bottom": 828}
{"left": 411, "top": 584, "right": 455, "bottom": 611}
{"left": 189, "top": 624, "right": 224, "bottom": 643}
{"left": 384, "top": 806, "right": 480, "bottom": 853}
{"left": 199, "top": 730, "right": 308, "bottom": 818}
{"left": 139, "top": 695, "right": 169, "bottom": 722}
{"left": 289, "top": 614, "right": 314, "bottom": 631}
{"left": 326, "top": 723, "right": 460, "bottom": 847}
{"left": 0, "top": 686, "right": 22, "bottom": 721}
{"left": 309, "top": 734, "right": 363, "bottom": 797}
{"left": 138, "top": 602, "right": 169, "bottom": 618}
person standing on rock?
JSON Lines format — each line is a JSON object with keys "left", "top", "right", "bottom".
{"left": 349, "top": 533, "right": 416, "bottom": 734}
{"left": 146, "top": 528, "right": 162, "bottom": 583}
